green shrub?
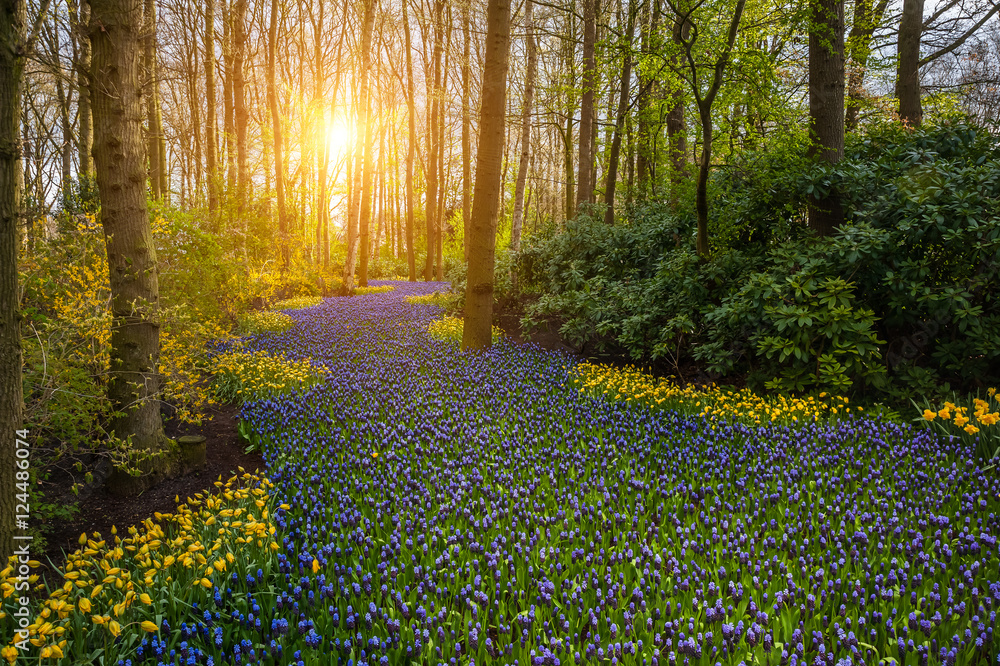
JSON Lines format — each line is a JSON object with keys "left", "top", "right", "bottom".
{"left": 513, "top": 120, "right": 1000, "bottom": 402}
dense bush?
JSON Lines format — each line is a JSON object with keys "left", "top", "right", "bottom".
{"left": 515, "top": 120, "right": 1000, "bottom": 401}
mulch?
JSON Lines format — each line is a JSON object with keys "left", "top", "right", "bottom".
{"left": 38, "top": 403, "right": 264, "bottom": 577}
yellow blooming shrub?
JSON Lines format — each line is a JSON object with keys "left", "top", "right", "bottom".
{"left": 212, "top": 350, "right": 329, "bottom": 403}
{"left": 569, "top": 362, "right": 854, "bottom": 425}
{"left": 917, "top": 388, "right": 1000, "bottom": 462}
{"left": 0, "top": 472, "right": 280, "bottom": 664}
{"left": 427, "top": 316, "right": 503, "bottom": 346}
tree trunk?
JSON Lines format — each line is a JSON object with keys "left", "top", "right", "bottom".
{"left": 75, "top": 0, "right": 93, "bottom": 177}
{"left": 343, "top": 0, "right": 377, "bottom": 291}
{"left": 267, "top": 0, "right": 289, "bottom": 266}
{"left": 233, "top": 0, "right": 248, "bottom": 207}
{"left": 695, "top": 108, "right": 711, "bottom": 258}
{"left": 666, "top": 16, "right": 688, "bottom": 200}
{"left": 205, "top": 0, "right": 219, "bottom": 215}
{"left": 510, "top": 0, "right": 535, "bottom": 253}
{"left": 143, "top": 0, "right": 165, "bottom": 200}
{"left": 359, "top": 88, "right": 375, "bottom": 287}
{"left": 314, "top": 0, "right": 327, "bottom": 267}
{"left": 436, "top": 10, "right": 449, "bottom": 282}
{"left": 0, "top": 0, "right": 28, "bottom": 565}
{"left": 461, "top": 0, "right": 471, "bottom": 262}
{"left": 464, "top": 0, "right": 510, "bottom": 350}
{"left": 403, "top": 0, "right": 417, "bottom": 281}
{"left": 808, "top": 0, "right": 845, "bottom": 236}
{"left": 845, "top": 0, "right": 889, "bottom": 131}
{"left": 90, "top": 0, "right": 171, "bottom": 494}
{"left": 187, "top": 21, "right": 203, "bottom": 205}
{"left": 634, "top": 0, "right": 653, "bottom": 197}
{"left": 603, "top": 5, "right": 634, "bottom": 226}
{"left": 895, "top": 0, "right": 924, "bottom": 127}
{"left": 223, "top": 0, "right": 235, "bottom": 198}
{"left": 424, "top": 0, "right": 445, "bottom": 281}
{"left": 576, "top": 0, "right": 596, "bottom": 215}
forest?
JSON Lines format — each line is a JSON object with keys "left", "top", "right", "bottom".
{"left": 1, "top": 0, "right": 1000, "bottom": 661}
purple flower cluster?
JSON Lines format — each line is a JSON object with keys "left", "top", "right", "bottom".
{"left": 191, "top": 281, "right": 1000, "bottom": 665}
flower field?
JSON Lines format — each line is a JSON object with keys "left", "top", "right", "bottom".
{"left": 4, "top": 280, "right": 1000, "bottom": 665}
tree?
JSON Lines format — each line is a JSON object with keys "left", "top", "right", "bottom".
{"left": 72, "top": 0, "right": 93, "bottom": 177}
{"left": 205, "top": 0, "right": 219, "bottom": 214}
{"left": 343, "top": 0, "right": 377, "bottom": 291}
{"left": 895, "top": 0, "right": 1000, "bottom": 128}
{"left": 844, "top": 0, "right": 889, "bottom": 131}
{"left": 808, "top": 0, "right": 845, "bottom": 236}
{"left": 461, "top": 0, "right": 472, "bottom": 262}
{"left": 603, "top": 0, "right": 636, "bottom": 225}
{"left": 90, "top": 0, "right": 171, "bottom": 495}
{"left": 143, "top": 0, "right": 167, "bottom": 199}
{"left": 463, "top": 0, "right": 511, "bottom": 350}
{"left": 1, "top": 0, "right": 51, "bottom": 564}
{"left": 575, "top": 0, "right": 596, "bottom": 214}
{"left": 667, "top": 0, "right": 747, "bottom": 259}
{"left": 403, "top": 0, "right": 417, "bottom": 280}
{"left": 895, "top": 0, "right": 924, "bottom": 126}
{"left": 267, "top": 0, "right": 289, "bottom": 267}
{"left": 233, "top": 0, "right": 248, "bottom": 205}
{"left": 511, "top": 0, "right": 535, "bottom": 253}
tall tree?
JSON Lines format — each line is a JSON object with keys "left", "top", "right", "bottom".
{"left": 90, "top": 0, "right": 171, "bottom": 494}
{"left": 424, "top": 0, "right": 445, "bottom": 281}
{"left": 463, "top": 0, "right": 511, "bottom": 350}
{"left": 359, "top": 86, "right": 375, "bottom": 287}
{"left": 510, "top": 0, "right": 535, "bottom": 253}
{"left": 343, "top": 0, "right": 377, "bottom": 291}
{"left": 603, "top": 1, "right": 635, "bottom": 225}
{"left": 895, "top": 0, "right": 924, "bottom": 127}
{"left": 73, "top": 0, "right": 93, "bottom": 177}
{"left": 403, "top": 0, "right": 417, "bottom": 280}
{"left": 575, "top": 0, "right": 596, "bottom": 214}
{"left": 808, "top": 0, "right": 845, "bottom": 236}
{"left": 666, "top": 15, "right": 688, "bottom": 198}
{"left": 668, "top": 0, "right": 747, "bottom": 259}
{"left": 461, "top": 0, "right": 471, "bottom": 261}
{"left": 223, "top": 0, "right": 236, "bottom": 197}
{"left": 233, "top": 0, "right": 248, "bottom": 205}
{"left": 844, "top": 0, "right": 889, "bottom": 131}
{"left": 205, "top": 0, "right": 219, "bottom": 214}
{"left": 143, "top": 0, "right": 167, "bottom": 200}
{"left": 267, "top": 0, "right": 289, "bottom": 266}
{"left": 896, "top": 0, "right": 1000, "bottom": 128}
{"left": 1, "top": 0, "right": 51, "bottom": 564}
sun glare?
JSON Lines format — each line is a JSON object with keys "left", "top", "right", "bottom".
{"left": 326, "top": 119, "right": 352, "bottom": 158}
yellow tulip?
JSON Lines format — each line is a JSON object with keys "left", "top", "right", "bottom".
{"left": 141, "top": 621, "right": 159, "bottom": 633}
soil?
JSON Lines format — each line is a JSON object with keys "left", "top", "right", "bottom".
{"left": 37, "top": 403, "right": 264, "bottom": 578}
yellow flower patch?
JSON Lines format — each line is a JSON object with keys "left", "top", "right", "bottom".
{"left": 568, "top": 362, "right": 850, "bottom": 425}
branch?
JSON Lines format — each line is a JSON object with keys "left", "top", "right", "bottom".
{"left": 919, "top": 1, "right": 1000, "bottom": 66}
{"left": 21, "top": 0, "right": 55, "bottom": 56}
